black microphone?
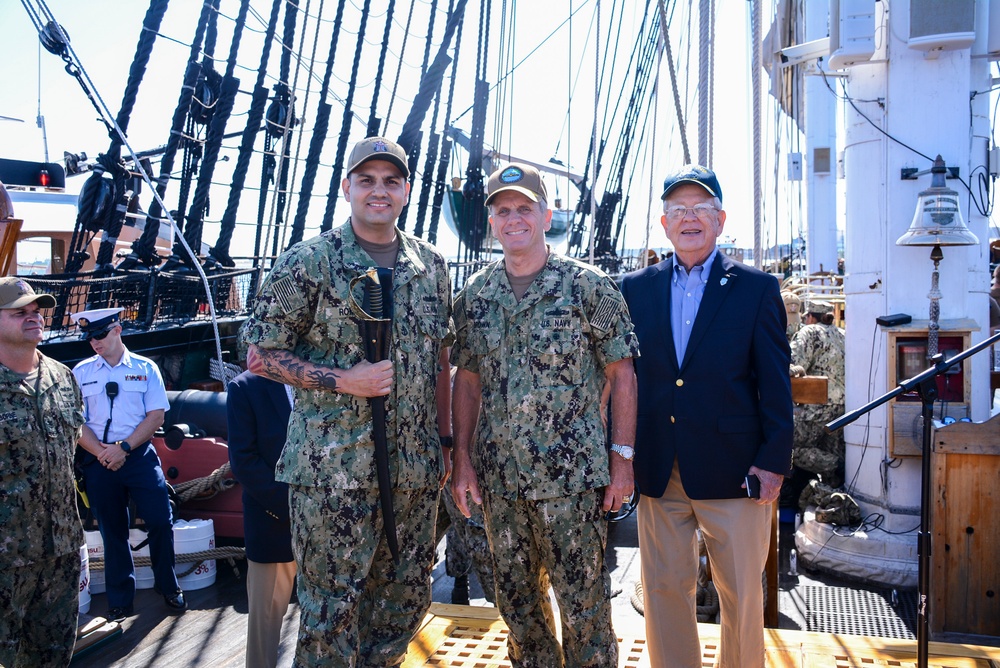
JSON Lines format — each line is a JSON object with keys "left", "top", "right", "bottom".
{"left": 103, "top": 382, "right": 119, "bottom": 443}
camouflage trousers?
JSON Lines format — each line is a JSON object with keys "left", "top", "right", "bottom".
{"left": 0, "top": 550, "right": 80, "bottom": 668}
{"left": 434, "top": 485, "right": 496, "bottom": 602}
{"left": 289, "top": 484, "right": 439, "bottom": 668}
{"left": 481, "top": 488, "right": 618, "bottom": 668}
{"left": 793, "top": 404, "right": 846, "bottom": 486}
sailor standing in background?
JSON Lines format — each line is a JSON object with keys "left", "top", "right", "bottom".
{"left": 0, "top": 278, "right": 85, "bottom": 668}
{"left": 71, "top": 307, "right": 187, "bottom": 623}
{"left": 227, "top": 368, "right": 296, "bottom": 668}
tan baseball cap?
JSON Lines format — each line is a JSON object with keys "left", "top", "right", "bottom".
{"left": 345, "top": 137, "right": 409, "bottom": 178}
{"left": 0, "top": 277, "right": 56, "bottom": 310}
{"left": 485, "top": 163, "right": 548, "bottom": 206}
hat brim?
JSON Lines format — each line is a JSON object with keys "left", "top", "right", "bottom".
{"left": 660, "top": 178, "right": 718, "bottom": 201}
{"left": 485, "top": 185, "right": 542, "bottom": 206}
{"left": 346, "top": 155, "right": 410, "bottom": 179}
{"left": 5, "top": 293, "right": 56, "bottom": 310}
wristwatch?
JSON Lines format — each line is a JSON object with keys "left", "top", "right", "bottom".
{"left": 118, "top": 440, "right": 132, "bottom": 454}
{"left": 609, "top": 443, "right": 635, "bottom": 461}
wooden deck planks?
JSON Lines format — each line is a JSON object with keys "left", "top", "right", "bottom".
{"left": 406, "top": 604, "right": 1000, "bottom": 668}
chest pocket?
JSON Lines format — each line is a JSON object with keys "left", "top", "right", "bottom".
{"left": 122, "top": 378, "right": 149, "bottom": 395}
{"left": 311, "top": 295, "right": 364, "bottom": 365}
{"left": 0, "top": 408, "right": 34, "bottom": 445}
{"left": 529, "top": 309, "right": 583, "bottom": 387}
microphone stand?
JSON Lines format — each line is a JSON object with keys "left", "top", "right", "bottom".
{"left": 826, "top": 328, "right": 1000, "bottom": 668}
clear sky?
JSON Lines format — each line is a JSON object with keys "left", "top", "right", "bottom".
{"left": 1, "top": 0, "right": 781, "bottom": 259}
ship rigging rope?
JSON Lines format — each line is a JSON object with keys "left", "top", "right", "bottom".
{"left": 271, "top": 0, "right": 316, "bottom": 256}
{"left": 752, "top": 0, "right": 763, "bottom": 270}
{"left": 289, "top": 0, "right": 345, "bottom": 247}
{"left": 410, "top": 0, "right": 444, "bottom": 237}
{"left": 697, "top": 0, "right": 711, "bottom": 166}
{"left": 180, "top": 0, "right": 254, "bottom": 264}
{"left": 588, "top": 0, "right": 599, "bottom": 265}
{"left": 398, "top": 0, "right": 440, "bottom": 233}
{"left": 256, "top": 0, "right": 304, "bottom": 258}
{"left": 367, "top": 0, "right": 397, "bottom": 136}
{"left": 212, "top": 0, "right": 285, "bottom": 266}
{"left": 384, "top": 0, "right": 418, "bottom": 129}
{"left": 428, "top": 0, "right": 464, "bottom": 246}
{"left": 320, "top": 0, "right": 374, "bottom": 233}
{"left": 25, "top": 1, "right": 231, "bottom": 384}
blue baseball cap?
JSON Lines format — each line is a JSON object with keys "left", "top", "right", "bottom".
{"left": 660, "top": 165, "right": 722, "bottom": 203}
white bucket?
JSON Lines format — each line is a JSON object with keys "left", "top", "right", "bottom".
{"left": 78, "top": 543, "right": 91, "bottom": 614}
{"left": 85, "top": 530, "right": 105, "bottom": 595}
{"left": 129, "top": 528, "right": 155, "bottom": 590}
{"left": 173, "top": 519, "right": 216, "bottom": 590}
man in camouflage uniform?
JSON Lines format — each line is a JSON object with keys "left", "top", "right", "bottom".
{"left": 243, "top": 137, "right": 453, "bottom": 667}
{"left": 451, "top": 163, "right": 639, "bottom": 668}
{"left": 789, "top": 300, "right": 846, "bottom": 501}
{"left": 0, "top": 277, "right": 85, "bottom": 668}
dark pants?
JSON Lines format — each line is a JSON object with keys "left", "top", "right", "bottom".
{"left": 83, "top": 443, "right": 179, "bottom": 608}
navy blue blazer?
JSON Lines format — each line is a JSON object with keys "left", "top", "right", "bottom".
{"left": 620, "top": 253, "right": 793, "bottom": 500}
{"left": 227, "top": 371, "right": 293, "bottom": 563}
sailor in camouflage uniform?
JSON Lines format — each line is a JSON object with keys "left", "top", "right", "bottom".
{"left": 451, "top": 163, "right": 639, "bottom": 668}
{"left": 243, "top": 137, "right": 453, "bottom": 667}
{"left": 789, "top": 300, "right": 846, "bottom": 493}
{"left": 0, "top": 278, "right": 85, "bottom": 668}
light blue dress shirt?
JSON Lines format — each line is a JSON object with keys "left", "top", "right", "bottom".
{"left": 73, "top": 347, "right": 170, "bottom": 443}
{"left": 671, "top": 249, "right": 718, "bottom": 364}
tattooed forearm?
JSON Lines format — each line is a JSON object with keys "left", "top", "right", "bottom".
{"left": 307, "top": 367, "right": 340, "bottom": 391}
{"left": 248, "top": 345, "right": 342, "bottom": 391}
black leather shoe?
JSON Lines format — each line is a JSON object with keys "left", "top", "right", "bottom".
{"left": 163, "top": 590, "right": 187, "bottom": 612}
{"left": 451, "top": 574, "right": 470, "bottom": 605}
{"left": 107, "top": 606, "right": 133, "bottom": 622}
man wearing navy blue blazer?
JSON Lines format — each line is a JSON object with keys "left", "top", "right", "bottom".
{"left": 227, "top": 369, "right": 295, "bottom": 668}
{"left": 620, "top": 166, "right": 793, "bottom": 668}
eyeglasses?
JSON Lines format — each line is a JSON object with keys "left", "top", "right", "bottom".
{"left": 90, "top": 328, "right": 113, "bottom": 341}
{"left": 665, "top": 204, "right": 719, "bottom": 221}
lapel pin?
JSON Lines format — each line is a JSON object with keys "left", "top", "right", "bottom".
{"left": 720, "top": 277, "right": 728, "bottom": 286}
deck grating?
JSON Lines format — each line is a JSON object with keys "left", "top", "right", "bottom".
{"left": 802, "top": 585, "right": 917, "bottom": 639}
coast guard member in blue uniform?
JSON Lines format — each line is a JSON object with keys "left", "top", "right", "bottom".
{"left": 71, "top": 308, "right": 186, "bottom": 622}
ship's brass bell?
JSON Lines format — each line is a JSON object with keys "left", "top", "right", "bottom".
{"left": 896, "top": 155, "right": 979, "bottom": 247}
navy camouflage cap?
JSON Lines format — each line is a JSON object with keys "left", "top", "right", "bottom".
{"left": 661, "top": 164, "right": 723, "bottom": 203}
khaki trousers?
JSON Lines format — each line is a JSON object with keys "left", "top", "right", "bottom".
{"left": 638, "top": 461, "right": 770, "bottom": 668}
{"left": 246, "top": 559, "right": 297, "bottom": 668}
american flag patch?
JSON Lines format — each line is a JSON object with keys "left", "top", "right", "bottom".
{"left": 272, "top": 275, "right": 306, "bottom": 314}
{"left": 591, "top": 295, "right": 618, "bottom": 331}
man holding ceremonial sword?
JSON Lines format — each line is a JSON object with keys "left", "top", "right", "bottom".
{"left": 244, "top": 136, "right": 454, "bottom": 667}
